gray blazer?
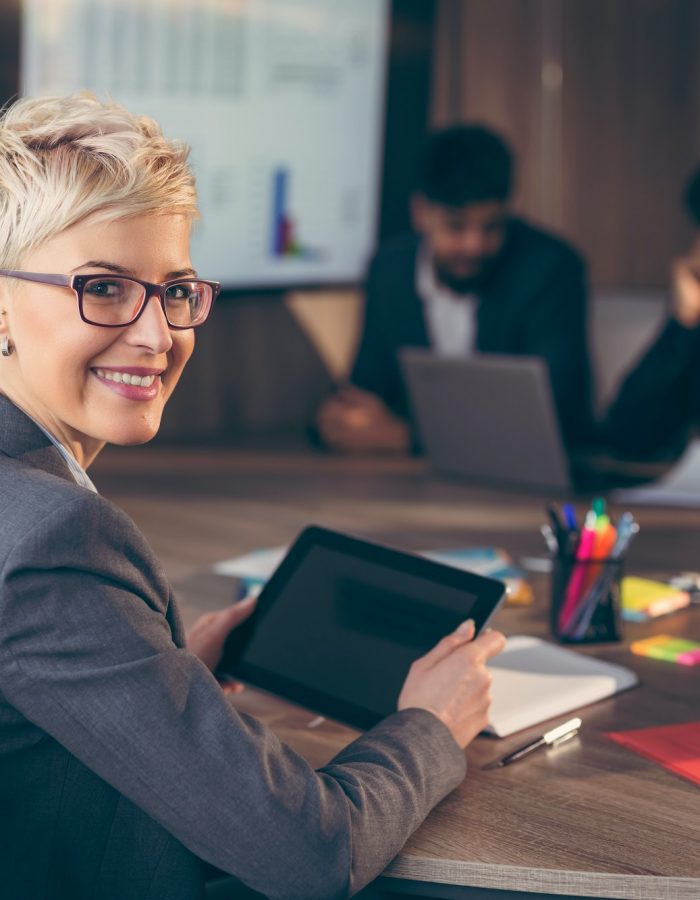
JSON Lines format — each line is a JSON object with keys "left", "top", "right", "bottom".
{"left": 0, "top": 396, "right": 466, "bottom": 900}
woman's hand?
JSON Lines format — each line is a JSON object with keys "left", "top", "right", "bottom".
{"left": 398, "top": 620, "right": 506, "bottom": 749}
{"left": 186, "top": 593, "right": 257, "bottom": 673}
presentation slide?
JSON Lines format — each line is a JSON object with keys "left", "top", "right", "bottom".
{"left": 22, "top": 0, "right": 389, "bottom": 288}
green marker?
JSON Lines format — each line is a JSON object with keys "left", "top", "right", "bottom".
{"left": 592, "top": 497, "right": 606, "bottom": 519}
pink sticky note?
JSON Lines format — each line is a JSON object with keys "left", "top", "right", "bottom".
{"left": 677, "top": 648, "right": 700, "bottom": 666}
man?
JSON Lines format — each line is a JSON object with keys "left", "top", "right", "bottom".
{"left": 316, "top": 125, "right": 593, "bottom": 453}
{"left": 606, "top": 165, "right": 700, "bottom": 458}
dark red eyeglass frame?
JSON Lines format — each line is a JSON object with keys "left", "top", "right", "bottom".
{"left": 0, "top": 269, "right": 221, "bottom": 329}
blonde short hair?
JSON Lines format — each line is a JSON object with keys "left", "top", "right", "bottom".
{"left": 0, "top": 92, "right": 198, "bottom": 268}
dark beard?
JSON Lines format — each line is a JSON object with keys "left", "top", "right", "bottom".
{"left": 433, "top": 254, "right": 501, "bottom": 295}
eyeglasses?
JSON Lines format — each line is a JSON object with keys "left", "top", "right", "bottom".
{"left": 0, "top": 270, "right": 220, "bottom": 329}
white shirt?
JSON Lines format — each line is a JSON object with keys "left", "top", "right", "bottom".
{"left": 27, "top": 413, "right": 98, "bottom": 493}
{"left": 416, "top": 245, "right": 477, "bottom": 357}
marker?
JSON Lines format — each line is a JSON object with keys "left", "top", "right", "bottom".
{"left": 568, "top": 514, "right": 639, "bottom": 640}
{"left": 496, "top": 717, "right": 582, "bottom": 767}
{"left": 557, "top": 511, "right": 597, "bottom": 632}
{"left": 562, "top": 503, "right": 578, "bottom": 531}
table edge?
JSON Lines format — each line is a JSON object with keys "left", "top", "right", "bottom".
{"left": 384, "top": 855, "right": 700, "bottom": 899}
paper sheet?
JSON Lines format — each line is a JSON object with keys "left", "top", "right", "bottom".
{"left": 213, "top": 545, "right": 530, "bottom": 601}
{"left": 213, "top": 547, "right": 287, "bottom": 583}
{"left": 606, "top": 721, "right": 700, "bottom": 787}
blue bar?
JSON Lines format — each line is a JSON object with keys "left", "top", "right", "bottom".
{"left": 271, "top": 168, "right": 287, "bottom": 256}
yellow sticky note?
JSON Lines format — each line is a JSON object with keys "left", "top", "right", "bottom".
{"left": 621, "top": 577, "right": 690, "bottom": 621}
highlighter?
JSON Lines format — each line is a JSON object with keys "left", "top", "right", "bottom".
{"left": 557, "top": 510, "right": 597, "bottom": 633}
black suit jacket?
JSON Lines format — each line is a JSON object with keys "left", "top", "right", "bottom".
{"left": 605, "top": 317, "right": 700, "bottom": 458}
{"left": 0, "top": 397, "right": 466, "bottom": 900}
{"left": 350, "top": 219, "right": 594, "bottom": 446}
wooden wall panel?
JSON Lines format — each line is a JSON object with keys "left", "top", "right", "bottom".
{"left": 379, "top": 0, "right": 437, "bottom": 239}
{"left": 432, "top": 0, "right": 700, "bottom": 288}
{"left": 561, "top": 0, "right": 700, "bottom": 286}
{"left": 432, "top": 0, "right": 550, "bottom": 221}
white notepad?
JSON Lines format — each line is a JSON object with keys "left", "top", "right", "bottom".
{"left": 487, "top": 636, "right": 639, "bottom": 737}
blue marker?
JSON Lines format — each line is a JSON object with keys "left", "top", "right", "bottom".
{"left": 562, "top": 503, "right": 578, "bottom": 531}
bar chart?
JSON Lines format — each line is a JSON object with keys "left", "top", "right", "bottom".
{"left": 270, "top": 168, "right": 324, "bottom": 261}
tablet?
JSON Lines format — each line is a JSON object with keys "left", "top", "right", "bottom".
{"left": 220, "top": 526, "right": 506, "bottom": 730}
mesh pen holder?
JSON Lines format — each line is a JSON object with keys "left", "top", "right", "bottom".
{"left": 550, "top": 556, "right": 623, "bottom": 644}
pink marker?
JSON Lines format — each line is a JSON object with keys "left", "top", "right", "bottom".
{"left": 557, "top": 511, "right": 597, "bottom": 635}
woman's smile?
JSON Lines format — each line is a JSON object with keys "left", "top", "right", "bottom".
{"left": 92, "top": 365, "right": 164, "bottom": 401}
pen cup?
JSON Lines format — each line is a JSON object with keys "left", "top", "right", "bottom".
{"left": 550, "top": 556, "right": 623, "bottom": 644}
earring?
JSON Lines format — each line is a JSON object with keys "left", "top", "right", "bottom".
{"left": 1, "top": 336, "right": 14, "bottom": 357}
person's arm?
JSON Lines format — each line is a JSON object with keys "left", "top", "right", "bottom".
{"left": 0, "top": 493, "right": 498, "bottom": 900}
{"left": 521, "top": 253, "right": 594, "bottom": 447}
{"left": 604, "top": 255, "right": 700, "bottom": 458}
{"left": 605, "top": 318, "right": 700, "bottom": 458}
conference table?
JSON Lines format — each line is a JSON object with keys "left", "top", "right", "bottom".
{"left": 93, "top": 446, "right": 700, "bottom": 900}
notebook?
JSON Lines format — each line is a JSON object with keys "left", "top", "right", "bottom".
{"left": 487, "top": 636, "right": 639, "bottom": 737}
{"left": 606, "top": 721, "right": 700, "bottom": 787}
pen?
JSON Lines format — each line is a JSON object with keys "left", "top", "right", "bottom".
{"left": 540, "top": 523, "right": 559, "bottom": 554}
{"left": 496, "top": 717, "right": 582, "bottom": 767}
{"left": 546, "top": 504, "right": 567, "bottom": 551}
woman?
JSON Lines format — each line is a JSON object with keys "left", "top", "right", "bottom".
{"left": 0, "top": 94, "right": 505, "bottom": 900}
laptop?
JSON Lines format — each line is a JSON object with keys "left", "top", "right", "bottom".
{"left": 400, "top": 349, "right": 573, "bottom": 492}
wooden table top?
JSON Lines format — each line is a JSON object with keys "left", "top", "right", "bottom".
{"left": 92, "top": 446, "right": 700, "bottom": 899}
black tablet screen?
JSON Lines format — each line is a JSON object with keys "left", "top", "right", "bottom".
{"left": 237, "top": 543, "right": 487, "bottom": 722}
